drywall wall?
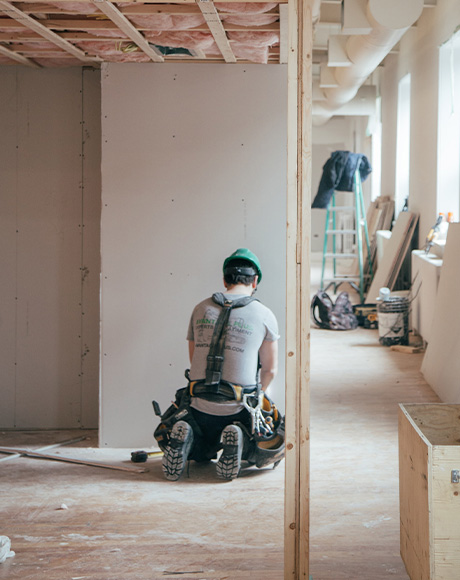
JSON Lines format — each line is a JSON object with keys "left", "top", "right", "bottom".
{"left": 0, "top": 67, "right": 101, "bottom": 429}
{"left": 421, "top": 223, "right": 460, "bottom": 401}
{"left": 100, "top": 63, "right": 287, "bottom": 447}
{"left": 380, "top": 0, "right": 460, "bottom": 242}
{"left": 411, "top": 250, "right": 442, "bottom": 343}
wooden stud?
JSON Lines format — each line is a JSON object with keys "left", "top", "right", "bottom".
{"left": 0, "top": 42, "right": 40, "bottom": 67}
{"left": 196, "top": 0, "right": 236, "bottom": 63}
{"left": 89, "top": 0, "right": 164, "bottom": 62}
{"left": 0, "top": 436, "right": 86, "bottom": 463}
{"left": 0, "top": 446, "right": 148, "bottom": 473}
{"left": 285, "top": 0, "right": 312, "bottom": 578}
{"left": 0, "top": 0, "right": 99, "bottom": 63}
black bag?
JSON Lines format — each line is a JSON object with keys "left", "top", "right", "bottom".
{"left": 311, "top": 290, "right": 358, "bottom": 331}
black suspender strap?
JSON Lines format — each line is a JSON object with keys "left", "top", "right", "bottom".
{"left": 204, "top": 293, "right": 257, "bottom": 386}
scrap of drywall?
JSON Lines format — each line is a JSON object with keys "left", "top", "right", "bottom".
{"left": 365, "top": 211, "right": 417, "bottom": 303}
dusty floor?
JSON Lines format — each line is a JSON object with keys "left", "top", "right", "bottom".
{"left": 0, "top": 430, "right": 284, "bottom": 580}
{"left": 0, "top": 263, "right": 439, "bottom": 579}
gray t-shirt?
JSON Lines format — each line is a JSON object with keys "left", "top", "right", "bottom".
{"left": 187, "top": 293, "right": 279, "bottom": 416}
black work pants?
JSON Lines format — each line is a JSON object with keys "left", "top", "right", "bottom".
{"left": 189, "top": 407, "right": 251, "bottom": 462}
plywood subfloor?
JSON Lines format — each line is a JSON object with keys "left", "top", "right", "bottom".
{"left": 310, "top": 324, "right": 439, "bottom": 579}
{"left": 0, "top": 280, "right": 439, "bottom": 579}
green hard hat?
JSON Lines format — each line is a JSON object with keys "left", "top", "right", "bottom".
{"left": 223, "top": 248, "right": 262, "bottom": 283}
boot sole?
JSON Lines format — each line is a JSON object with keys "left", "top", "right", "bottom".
{"left": 216, "top": 426, "right": 242, "bottom": 480}
{"left": 162, "top": 422, "right": 193, "bottom": 481}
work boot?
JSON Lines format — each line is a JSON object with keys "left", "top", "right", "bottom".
{"left": 216, "top": 424, "right": 243, "bottom": 480}
{"left": 162, "top": 421, "right": 194, "bottom": 481}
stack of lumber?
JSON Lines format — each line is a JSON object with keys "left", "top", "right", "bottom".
{"left": 364, "top": 211, "right": 418, "bottom": 303}
{"left": 362, "top": 196, "right": 395, "bottom": 291}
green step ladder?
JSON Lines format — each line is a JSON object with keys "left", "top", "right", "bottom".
{"left": 320, "top": 170, "right": 373, "bottom": 303}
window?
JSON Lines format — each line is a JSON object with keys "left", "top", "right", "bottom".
{"left": 437, "top": 31, "right": 460, "bottom": 221}
{"left": 395, "top": 74, "right": 411, "bottom": 216}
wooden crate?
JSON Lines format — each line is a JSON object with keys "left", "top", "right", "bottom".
{"left": 399, "top": 404, "right": 460, "bottom": 579}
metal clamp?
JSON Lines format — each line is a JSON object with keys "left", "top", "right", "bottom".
{"left": 451, "top": 470, "right": 460, "bottom": 483}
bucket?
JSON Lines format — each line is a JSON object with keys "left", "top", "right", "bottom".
{"left": 377, "top": 296, "right": 409, "bottom": 346}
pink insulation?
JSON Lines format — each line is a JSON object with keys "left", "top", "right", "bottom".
{"left": 207, "top": 31, "right": 278, "bottom": 64}
{"left": 143, "top": 31, "right": 215, "bottom": 50}
{"left": 216, "top": 3, "right": 277, "bottom": 14}
{"left": 206, "top": 40, "right": 271, "bottom": 64}
{"left": 0, "top": 24, "right": 28, "bottom": 32}
{"left": 76, "top": 40, "right": 151, "bottom": 62}
{"left": 77, "top": 40, "right": 128, "bottom": 56}
{"left": 128, "top": 14, "right": 205, "bottom": 31}
{"left": 222, "top": 13, "right": 279, "bottom": 26}
{"left": 45, "top": 1, "right": 100, "bottom": 14}
{"left": 233, "top": 44, "right": 269, "bottom": 64}
{"left": 90, "top": 30, "right": 129, "bottom": 39}
{"left": 227, "top": 31, "right": 279, "bottom": 47}
{"left": 19, "top": 41, "right": 62, "bottom": 50}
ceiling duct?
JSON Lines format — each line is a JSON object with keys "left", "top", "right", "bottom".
{"left": 313, "top": 84, "right": 377, "bottom": 125}
{"left": 318, "top": 0, "right": 424, "bottom": 118}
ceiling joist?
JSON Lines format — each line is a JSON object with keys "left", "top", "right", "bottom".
{"left": 0, "top": 18, "right": 279, "bottom": 33}
{"left": 0, "top": 41, "right": 40, "bottom": 66}
{"left": 89, "top": 0, "right": 164, "bottom": 62}
{"left": 0, "top": 0, "right": 98, "bottom": 62}
{"left": 196, "top": 0, "right": 236, "bottom": 63}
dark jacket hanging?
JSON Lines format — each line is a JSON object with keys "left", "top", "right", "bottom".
{"left": 312, "top": 150, "right": 372, "bottom": 209}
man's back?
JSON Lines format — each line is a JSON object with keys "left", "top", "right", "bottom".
{"left": 187, "top": 293, "right": 279, "bottom": 386}
{"left": 160, "top": 248, "right": 283, "bottom": 481}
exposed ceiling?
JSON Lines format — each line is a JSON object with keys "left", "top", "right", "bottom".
{"left": 0, "top": 0, "right": 437, "bottom": 119}
{"left": 0, "top": 0, "right": 289, "bottom": 66}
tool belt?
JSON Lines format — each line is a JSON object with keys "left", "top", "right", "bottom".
{"left": 153, "top": 291, "right": 285, "bottom": 467}
{"left": 189, "top": 379, "right": 259, "bottom": 403}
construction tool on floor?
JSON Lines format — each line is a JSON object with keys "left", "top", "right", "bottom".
{"left": 320, "top": 169, "right": 373, "bottom": 303}
{"left": 390, "top": 344, "right": 424, "bottom": 354}
{"left": 352, "top": 303, "right": 378, "bottom": 329}
{"left": 0, "top": 446, "right": 148, "bottom": 473}
{"left": 131, "top": 449, "right": 163, "bottom": 463}
{"left": 0, "top": 435, "right": 87, "bottom": 463}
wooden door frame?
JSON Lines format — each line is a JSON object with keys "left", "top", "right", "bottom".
{"left": 285, "top": 0, "right": 312, "bottom": 578}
